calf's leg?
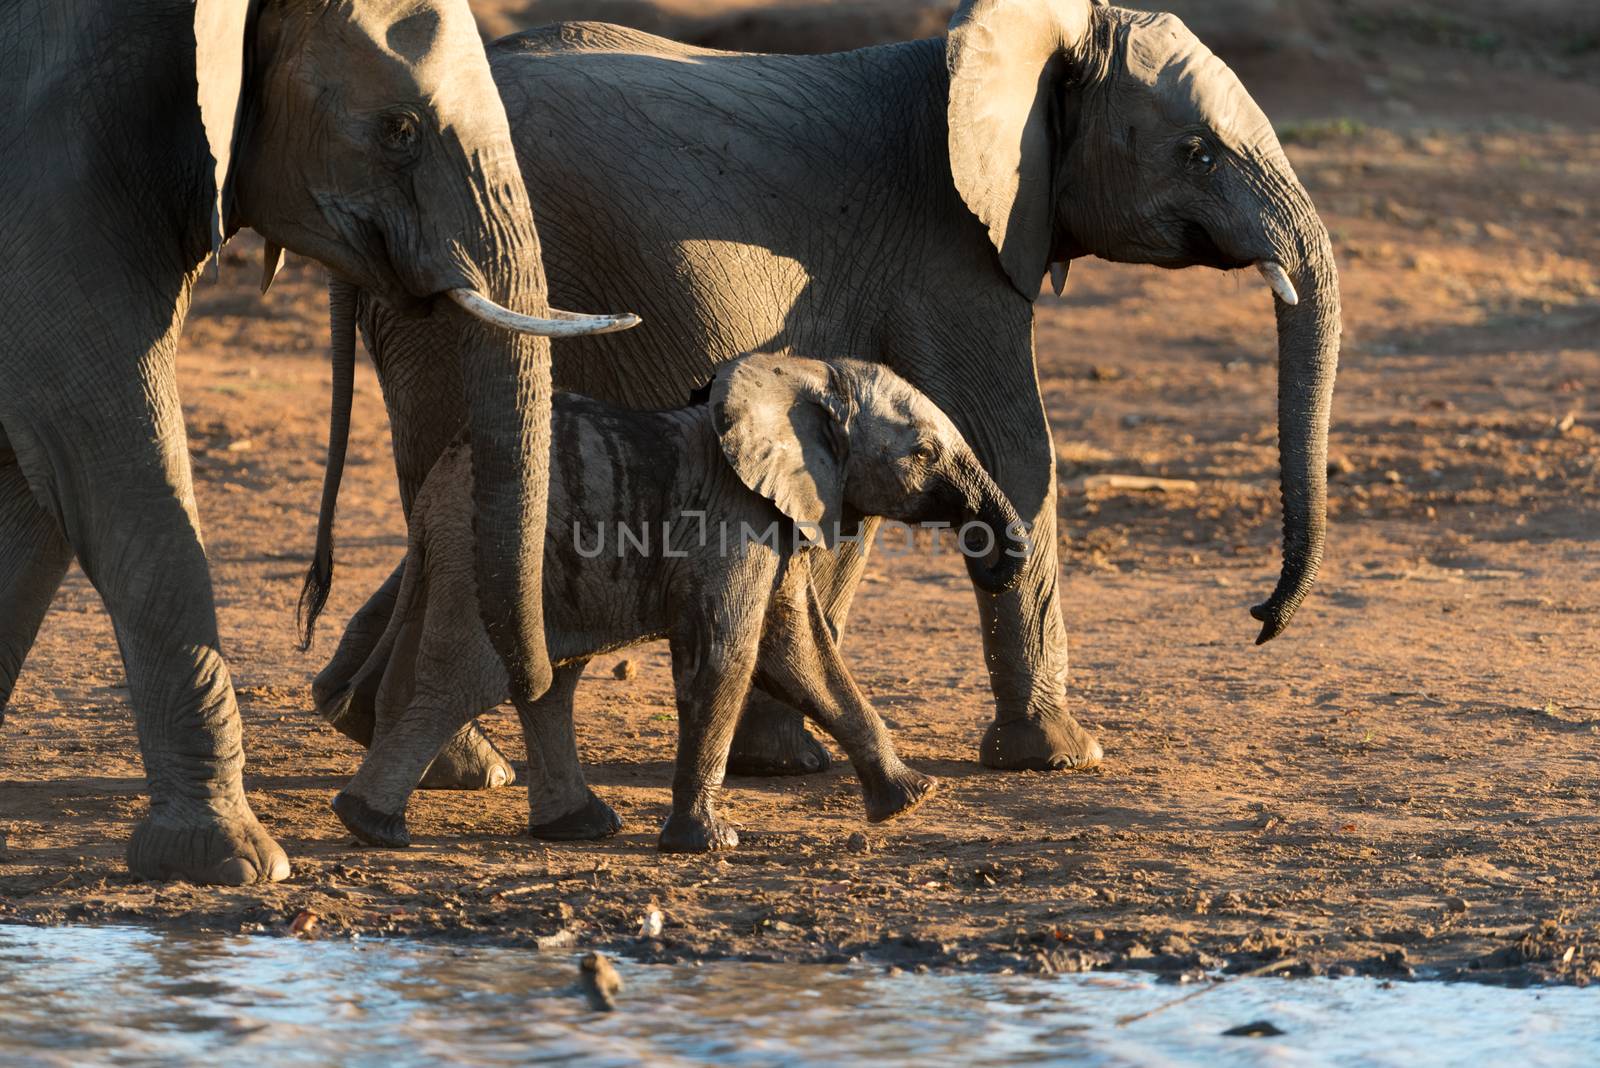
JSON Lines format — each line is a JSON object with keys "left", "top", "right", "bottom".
{"left": 756, "top": 562, "right": 935, "bottom": 823}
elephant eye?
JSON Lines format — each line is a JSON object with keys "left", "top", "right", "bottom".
{"left": 379, "top": 111, "right": 422, "bottom": 156}
{"left": 911, "top": 439, "right": 938, "bottom": 463}
{"left": 1184, "top": 139, "right": 1218, "bottom": 174}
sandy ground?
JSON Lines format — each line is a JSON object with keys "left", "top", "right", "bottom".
{"left": 2, "top": 2, "right": 1598, "bottom": 985}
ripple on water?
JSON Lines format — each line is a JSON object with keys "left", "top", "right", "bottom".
{"left": 1, "top": 925, "right": 1597, "bottom": 1067}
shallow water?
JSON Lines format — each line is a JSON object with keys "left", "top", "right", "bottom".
{"left": 1, "top": 925, "right": 1596, "bottom": 1067}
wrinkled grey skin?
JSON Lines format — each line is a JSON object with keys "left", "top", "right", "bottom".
{"left": 329, "top": 355, "right": 1025, "bottom": 852}
{"left": 316, "top": 0, "right": 1340, "bottom": 780}
{"left": 0, "top": 0, "right": 577, "bottom": 884}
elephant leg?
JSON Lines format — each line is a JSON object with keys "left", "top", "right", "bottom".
{"left": 725, "top": 520, "right": 878, "bottom": 776}
{"left": 725, "top": 688, "right": 831, "bottom": 777}
{"left": 872, "top": 335, "right": 1101, "bottom": 773}
{"left": 754, "top": 560, "right": 935, "bottom": 824}
{"left": 334, "top": 555, "right": 519, "bottom": 847}
{"left": 333, "top": 646, "right": 505, "bottom": 848}
{"left": 0, "top": 456, "right": 73, "bottom": 721}
{"left": 518, "top": 660, "right": 620, "bottom": 841}
{"left": 419, "top": 718, "right": 516, "bottom": 791}
{"left": 4, "top": 355, "right": 289, "bottom": 884}
{"left": 973, "top": 491, "right": 1102, "bottom": 771}
{"left": 352, "top": 557, "right": 514, "bottom": 794}
{"left": 659, "top": 616, "right": 761, "bottom": 853}
{"left": 311, "top": 560, "right": 403, "bottom": 746}
{"left": 313, "top": 564, "right": 509, "bottom": 789}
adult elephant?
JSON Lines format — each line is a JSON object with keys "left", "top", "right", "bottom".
{"left": 311, "top": 0, "right": 1340, "bottom": 799}
{"left": 0, "top": 0, "right": 634, "bottom": 884}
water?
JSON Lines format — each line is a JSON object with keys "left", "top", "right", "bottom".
{"left": 0, "top": 925, "right": 1595, "bottom": 1067}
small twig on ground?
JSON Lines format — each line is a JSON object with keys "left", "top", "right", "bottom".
{"left": 1392, "top": 690, "right": 1447, "bottom": 705}
{"left": 1066, "top": 474, "right": 1201, "bottom": 494}
{"left": 1115, "top": 958, "right": 1299, "bottom": 1027}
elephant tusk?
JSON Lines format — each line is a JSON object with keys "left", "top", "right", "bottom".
{"left": 1255, "top": 261, "right": 1299, "bottom": 306}
{"left": 260, "top": 241, "right": 286, "bottom": 294}
{"left": 1049, "top": 260, "right": 1070, "bottom": 297}
{"left": 446, "top": 289, "right": 641, "bottom": 338}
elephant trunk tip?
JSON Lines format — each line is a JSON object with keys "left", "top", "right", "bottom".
{"left": 1249, "top": 599, "right": 1290, "bottom": 645}
{"left": 961, "top": 479, "right": 1028, "bottom": 595}
{"left": 1248, "top": 553, "right": 1322, "bottom": 645}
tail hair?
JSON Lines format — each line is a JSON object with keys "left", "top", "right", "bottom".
{"left": 296, "top": 540, "right": 334, "bottom": 652}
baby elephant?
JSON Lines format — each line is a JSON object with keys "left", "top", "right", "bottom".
{"left": 332, "top": 354, "right": 1028, "bottom": 853}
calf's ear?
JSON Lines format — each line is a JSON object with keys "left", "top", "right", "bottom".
{"left": 194, "top": 0, "right": 258, "bottom": 261}
{"left": 711, "top": 354, "right": 848, "bottom": 549}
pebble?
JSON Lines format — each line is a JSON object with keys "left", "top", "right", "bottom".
{"left": 1223, "top": 1020, "right": 1286, "bottom": 1038}
{"left": 846, "top": 831, "right": 870, "bottom": 854}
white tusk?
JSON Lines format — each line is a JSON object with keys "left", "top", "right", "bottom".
{"left": 446, "top": 289, "right": 641, "bottom": 338}
{"left": 1255, "top": 261, "right": 1299, "bottom": 306}
{"left": 1050, "top": 260, "right": 1070, "bottom": 298}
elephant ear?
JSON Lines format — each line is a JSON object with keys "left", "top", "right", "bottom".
{"left": 946, "top": 0, "right": 1096, "bottom": 297}
{"left": 194, "top": 0, "right": 258, "bottom": 261}
{"left": 711, "top": 354, "right": 848, "bottom": 550}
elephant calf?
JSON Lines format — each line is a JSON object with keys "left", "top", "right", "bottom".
{"left": 331, "top": 354, "right": 1028, "bottom": 852}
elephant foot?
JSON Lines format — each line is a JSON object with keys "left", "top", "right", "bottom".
{"left": 658, "top": 808, "right": 739, "bottom": 854}
{"left": 862, "top": 766, "right": 938, "bottom": 823}
{"left": 127, "top": 806, "right": 290, "bottom": 885}
{"left": 726, "top": 696, "right": 831, "bottom": 777}
{"left": 419, "top": 722, "right": 515, "bottom": 791}
{"left": 528, "top": 791, "right": 622, "bottom": 841}
{"left": 332, "top": 791, "right": 411, "bottom": 848}
{"left": 980, "top": 714, "right": 1103, "bottom": 771}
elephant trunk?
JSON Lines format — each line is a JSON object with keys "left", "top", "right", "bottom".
{"left": 952, "top": 451, "right": 1029, "bottom": 594}
{"left": 449, "top": 185, "right": 557, "bottom": 704}
{"left": 1251, "top": 214, "right": 1341, "bottom": 643}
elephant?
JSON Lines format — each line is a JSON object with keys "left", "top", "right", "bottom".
{"left": 0, "top": 0, "right": 635, "bottom": 884}
{"left": 309, "top": 0, "right": 1341, "bottom": 798}
{"left": 326, "top": 354, "right": 1024, "bottom": 852}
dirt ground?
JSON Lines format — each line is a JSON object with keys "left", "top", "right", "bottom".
{"left": 2, "top": 1, "right": 1598, "bottom": 985}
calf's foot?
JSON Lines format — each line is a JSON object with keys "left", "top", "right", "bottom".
{"left": 419, "top": 722, "right": 515, "bottom": 790}
{"left": 862, "top": 765, "right": 938, "bottom": 823}
{"left": 658, "top": 808, "right": 739, "bottom": 853}
{"left": 727, "top": 694, "right": 831, "bottom": 777}
{"left": 127, "top": 806, "right": 290, "bottom": 885}
{"left": 980, "top": 713, "right": 1103, "bottom": 772}
{"left": 528, "top": 790, "right": 622, "bottom": 841}
{"left": 331, "top": 791, "right": 411, "bottom": 848}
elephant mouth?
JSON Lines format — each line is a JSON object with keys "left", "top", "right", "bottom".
{"left": 1179, "top": 222, "right": 1253, "bottom": 271}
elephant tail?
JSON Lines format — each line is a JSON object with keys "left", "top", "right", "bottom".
{"left": 299, "top": 277, "right": 360, "bottom": 651}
